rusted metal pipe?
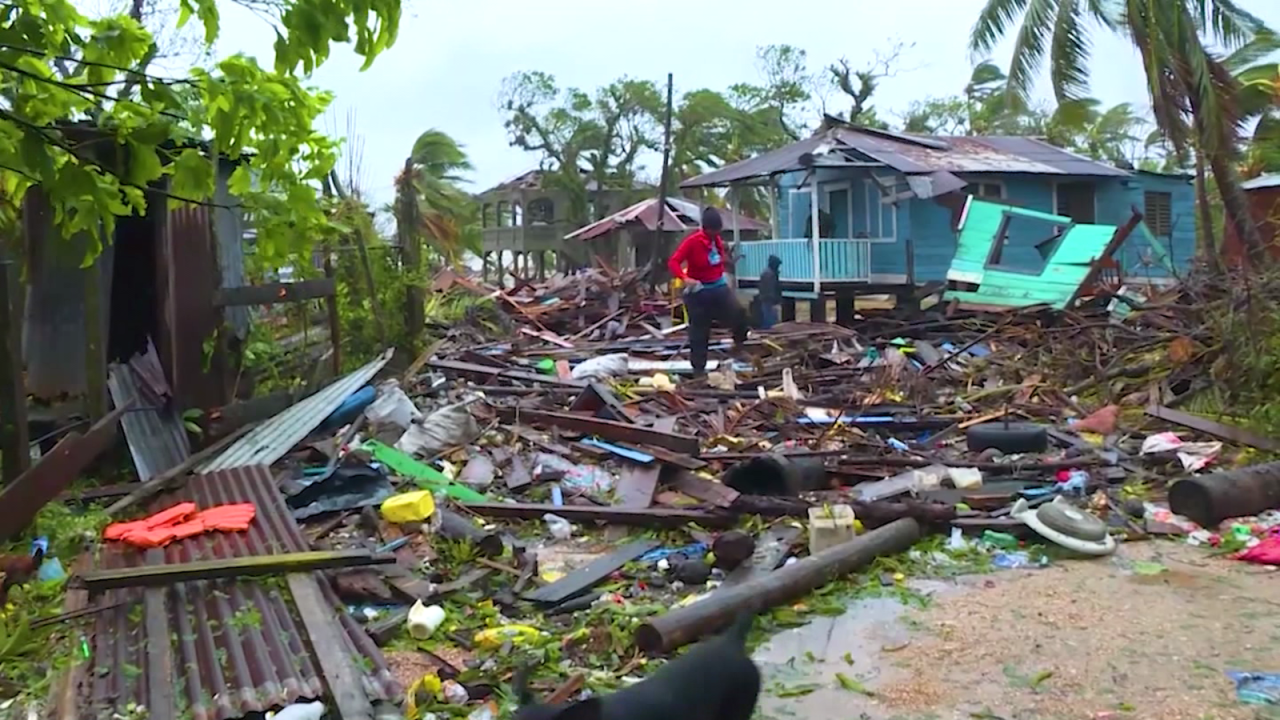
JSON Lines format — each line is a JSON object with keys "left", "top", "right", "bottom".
{"left": 1168, "top": 460, "right": 1280, "bottom": 528}
{"left": 635, "top": 517, "right": 921, "bottom": 654}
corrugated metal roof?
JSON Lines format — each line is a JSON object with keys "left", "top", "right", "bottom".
{"left": 1243, "top": 173, "right": 1280, "bottom": 190}
{"left": 680, "top": 135, "right": 834, "bottom": 188}
{"left": 565, "top": 198, "right": 770, "bottom": 240}
{"left": 108, "top": 341, "right": 192, "bottom": 482}
{"left": 682, "top": 128, "right": 1129, "bottom": 188}
{"left": 84, "top": 465, "right": 399, "bottom": 720}
{"left": 198, "top": 349, "right": 393, "bottom": 473}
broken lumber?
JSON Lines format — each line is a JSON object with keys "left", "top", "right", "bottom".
{"left": 1144, "top": 405, "right": 1280, "bottom": 453}
{"left": 523, "top": 539, "right": 658, "bottom": 605}
{"left": 503, "top": 408, "right": 700, "bottom": 455}
{"left": 462, "top": 502, "right": 734, "bottom": 528}
{"left": 437, "top": 508, "right": 504, "bottom": 556}
{"left": 635, "top": 518, "right": 921, "bottom": 653}
{"left": 79, "top": 550, "right": 395, "bottom": 592}
{"left": 428, "top": 358, "right": 587, "bottom": 388}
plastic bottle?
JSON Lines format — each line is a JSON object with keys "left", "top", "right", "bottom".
{"left": 271, "top": 702, "right": 326, "bottom": 720}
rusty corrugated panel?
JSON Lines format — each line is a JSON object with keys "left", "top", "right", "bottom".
{"left": 108, "top": 342, "right": 192, "bottom": 482}
{"left": 680, "top": 135, "right": 832, "bottom": 188}
{"left": 197, "top": 349, "right": 393, "bottom": 474}
{"left": 159, "top": 205, "right": 226, "bottom": 410}
{"left": 84, "top": 465, "right": 400, "bottom": 720}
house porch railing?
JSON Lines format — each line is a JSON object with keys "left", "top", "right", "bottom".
{"left": 735, "top": 238, "right": 875, "bottom": 285}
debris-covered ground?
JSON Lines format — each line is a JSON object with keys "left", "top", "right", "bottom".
{"left": 5, "top": 266, "right": 1280, "bottom": 720}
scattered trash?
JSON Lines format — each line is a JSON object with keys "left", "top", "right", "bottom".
{"left": 366, "top": 380, "right": 424, "bottom": 429}
{"left": 380, "top": 490, "right": 438, "bottom": 524}
{"left": 1226, "top": 670, "right": 1280, "bottom": 705}
{"left": 543, "top": 513, "right": 573, "bottom": 540}
{"left": 1012, "top": 496, "right": 1116, "bottom": 556}
{"left": 407, "top": 601, "right": 446, "bottom": 639}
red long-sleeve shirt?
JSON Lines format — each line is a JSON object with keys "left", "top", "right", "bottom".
{"left": 667, "top": 229, "right": 727, "bottom": 285}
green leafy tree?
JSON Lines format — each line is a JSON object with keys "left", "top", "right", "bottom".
{"left": 1048, "top": 98, "right": 1147, "bottom": 164}
{"left": 0, "top": 0, "right": 400, "bottom": 266}
{"left": 968, "top": 0, "right": 1273, "bottom": 265}
{"left": 498, "top": 71, "right": 660, "bottom": 226}
{"left": 1226, "top": 31, "right": 1280, "bottom": 178}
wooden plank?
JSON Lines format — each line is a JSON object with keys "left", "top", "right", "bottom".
{"left": 429, "top": 358, "right": 587, "bottom": 388}
{"left": 143, "top": 548, "right": 174, "bottom": 720}
{"left": 616, "top": 465, "right": 660, "bottom": 508}
{"left": 80, "top": 550, "right": 395, "bottom": 592}
{"left": 463, "top": 501, "right": 734, "bottom": 528}
{"left": 506, "top": 408, "right": 700, "bottom": 455}
{"left": 569, "top": 383, "right": 634, "bottom": 424}
{"left": 288, "top": 573, "right": 375, "bottom": 720}
{"left": 1145, "top": 405, "right": 1280, "bottom": 452}
{"left": 505, "top": 455, "right": 533, "bottom": 491}
{"left": 0, "top": 403, "right": 127, "bottom": 540}
{"left": 213, "top": 278, "right": 336, "bottom": 308}
{"left": 628, "top": 443, "right": 706, "bottom": 471}
{"left": 523, "top": 539, "right": 659, "bottom": 604}
{"left": 47, "top": 556, "right": 90, "bottom": 720}
{"left": 723, "top": 525, "right": 802, "bottom": 587}
{"left": 670, "top": 472, "right": 739, "bottom": 508}
{"left": 0, "top": 260, "right": 28, "bottom": 484}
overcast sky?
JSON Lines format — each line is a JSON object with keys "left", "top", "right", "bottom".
{"left": 209, "top": 0, "right": 1280, "bottom": 207}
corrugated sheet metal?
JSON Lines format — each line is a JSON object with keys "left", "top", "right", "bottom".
{"left": 108, "top": 341, "right": 192, "bottom": 482}
{"left": 198, "top": 349, "right": 393, "bottom": 473}
{"left": 213, "top": 168, "right": 250, "bottom": 339}
{"left": 160, "top": 205, "right": 228, "bottom": 410}
{"left": 680, "top": 135, "right": 831, "bottom": 188}
{"left": 84, "top": 465, "right": 399, "bottom": 720}
{"left": 565, "top": 198, "right": 770, "bottom": 241}
{"left": 1243, "top": 173, "right": 1280, "bottom": 190}
{"left": 682, "top": 128, "right": 1129, "bottom": 188}
{"left": 22, "top": 188, "right": 117, "bottom": 399}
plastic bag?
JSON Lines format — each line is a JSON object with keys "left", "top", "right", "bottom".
{"left": 366, "top": 380, "right": 423, "bottom": 429}
{"left": 396, "top": 401, "right": 481, "bottom": 457}
{"left": 570, "top": 354, "right": 629, "bottom": 382}
{"left": 532, "top": 453, "right": 615, "bottom": 494}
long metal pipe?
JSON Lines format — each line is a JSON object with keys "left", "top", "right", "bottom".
{"left": 635, "top": 517, "right": 921, "bottom": 654}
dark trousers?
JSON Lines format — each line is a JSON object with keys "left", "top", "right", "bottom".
{"left": 687, "top": 284, "right": 748, "bottom": 374}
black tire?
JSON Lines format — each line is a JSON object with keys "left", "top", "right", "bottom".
{"left": 966, "top": 423, "right": 1049, "bottom": 454}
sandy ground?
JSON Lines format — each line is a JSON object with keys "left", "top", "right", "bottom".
{"left": 753, "top": 541, "right": 1280, "bottom": 720}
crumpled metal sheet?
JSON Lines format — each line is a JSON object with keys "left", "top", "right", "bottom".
{"left": 108, "top": 340, "right": 192, "bottom": 482}
{"left": 198, "top": 349, "right": 394, "bottom": 473}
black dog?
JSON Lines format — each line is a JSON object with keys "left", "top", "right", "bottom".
{"left": 513, "top": 613, "right": 761, "bottom": 720}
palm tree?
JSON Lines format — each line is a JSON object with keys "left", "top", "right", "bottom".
{"left": 395, "top": 129, "right": 477, "bottom": 265}
{"left": 1047, "top": 98, "right": 1147, "bottom": 163}
{"left": 1226, "top": 32, "right": 1280, "bottom": 178}
{"left": 969, "top": 0, "right": 1273, "bottom": 266}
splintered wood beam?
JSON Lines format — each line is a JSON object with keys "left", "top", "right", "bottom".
{"left": 462, "top": 501, "right": 734, "bottom": 528}
{"left": 79, "top": 550, "right": 395, "bottom": 592}
{"left": 213, "top": 278, "right": 336, "bottom": 308}
{"left": 502, "top": 408, "right": 700, "bottom": 455}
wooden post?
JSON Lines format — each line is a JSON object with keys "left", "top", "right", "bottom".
{"left": 397, "top": 158, "right": 423, "bottom": 358}
{"left": 0, "top": 260, "right": 29, "bottom": 483}
{"left": 322, "top": 245, "right": 342, "bottom": 376}
{"left": 809, "top": 179, "right": 821, "bottom": 294}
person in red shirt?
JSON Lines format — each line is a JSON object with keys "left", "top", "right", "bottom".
{"left": 668, "top": 207, "right": 748, "bottom": 376}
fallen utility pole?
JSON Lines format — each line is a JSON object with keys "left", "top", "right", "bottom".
{"left": 463, "top": 501, "right": 734, "bottom": 528}
{"left": 79, "top": 550, "right": 395, "bottom": 592}
{"left": 503, "top": 408, "right": 700, "bottom": 455}
{"left": 635, "top": 518, "right": 921, "bottom": 653}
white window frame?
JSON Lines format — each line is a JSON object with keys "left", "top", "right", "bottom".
{"left": 863, "top": 176, "right": 899, "bottom": 243}
{"left": 965, "top": 180, "right": 1007, "bottom": 200}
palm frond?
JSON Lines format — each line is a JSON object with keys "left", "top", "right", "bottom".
{"left": 1224, "top": 29, "right": 1280, "bottom": 72}
{"left": 1006, "top": 0, "right": 1063, "bottom": 103}
{"left": 1049, "top": 0, "right": 1094, "bottom": 101}
{"left": 970, "top": 0, "right": 1034, "bottom": 58}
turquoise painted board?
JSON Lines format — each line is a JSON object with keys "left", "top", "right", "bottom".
{"left": 944, "top": 199, "right": 1118, "bottom": 310}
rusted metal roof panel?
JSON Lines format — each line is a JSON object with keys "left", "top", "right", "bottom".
{"left": 108, "top": 341, "right": 192, "bottom": 482}
{"left": 84, "top": 465, "right": 399, "bottom": 720}
{"left": 565, "top": 198, "right": 769, "bottom": 241}
{"left": 197, "top": 349, "right": 393, "bottom": 473}
{"left": 680, "top": 135, "right": 834, "bottom": 188}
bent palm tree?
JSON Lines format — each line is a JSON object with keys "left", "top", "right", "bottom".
{"left": 396, "top": 129, "right": 477, "bottom": 265}
{"left": 1226, "top": 31, "right": 1280, "bottom": 177}
{"left": 969, "top": 0, "right": 1272, "bottom": 266}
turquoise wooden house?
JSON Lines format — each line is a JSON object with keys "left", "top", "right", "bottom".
{"left": 681, "top": 126, "right": 1194, "bottom": 314}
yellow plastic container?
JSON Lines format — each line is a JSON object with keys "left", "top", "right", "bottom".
{"left": 380, "top": 490, "right": 437, "bottom": 524}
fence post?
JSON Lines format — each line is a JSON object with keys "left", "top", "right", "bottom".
{"left": 0, "top": 260, "right": 30, "bottom": 483}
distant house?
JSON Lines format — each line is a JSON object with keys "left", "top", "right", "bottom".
{"left": 476, "top": 168, "right": 648, "bottom": 280}
{"left": 564, "top": 196, "right": 768, "bottom": 279}
{"left": 681, "top": 126, "right": 1194, "bottom": 302}
{"left": 1223, "top": 173, "right": 1280, "bottom": 266}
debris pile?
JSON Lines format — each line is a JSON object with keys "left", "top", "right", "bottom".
{"left": 8, "top": 266, "right": 1280, "bottom": 719}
